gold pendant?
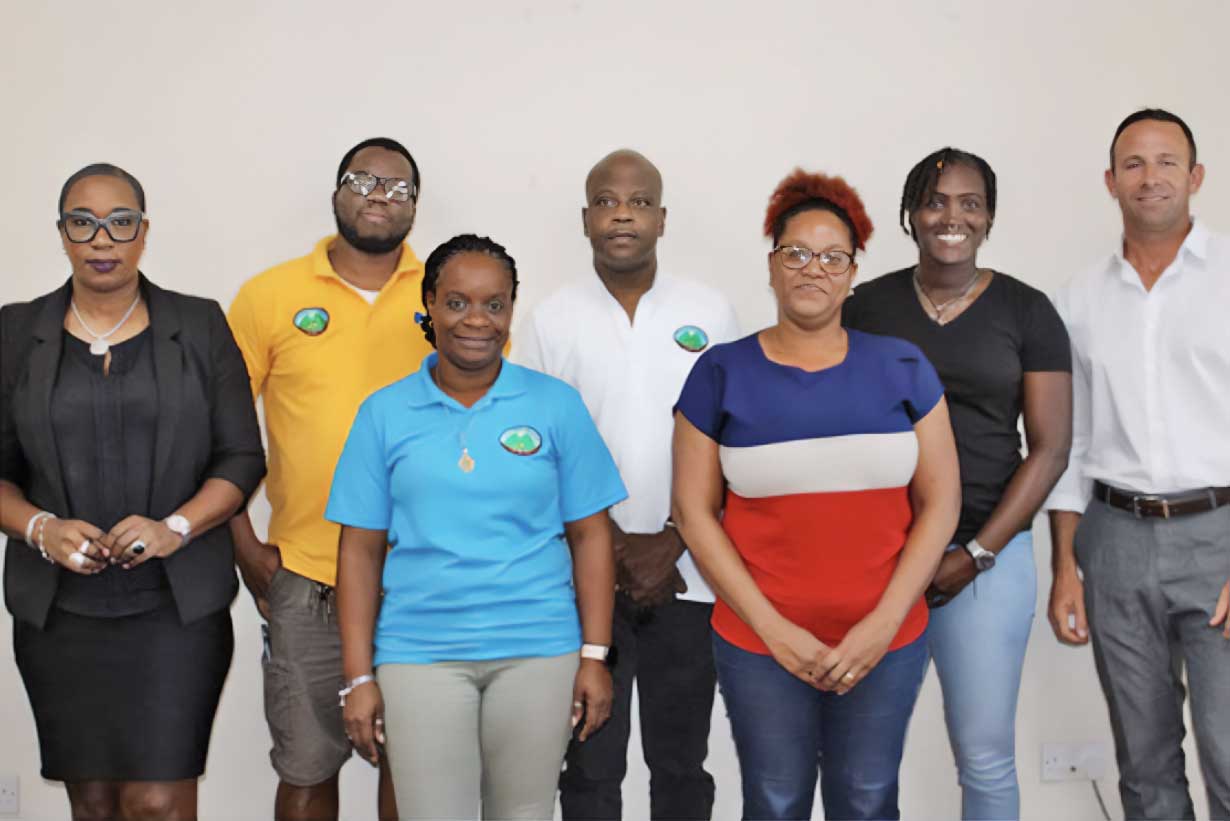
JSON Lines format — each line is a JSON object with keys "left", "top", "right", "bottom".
{"left": 458, "top": 448, "right": 475, "bottom": 473}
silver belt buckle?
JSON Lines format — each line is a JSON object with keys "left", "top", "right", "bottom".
{"left": 1131, "top": 494, "right": 1170, "bottom": 519}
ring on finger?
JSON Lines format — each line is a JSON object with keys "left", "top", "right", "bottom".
{"left": 843, "top": 672, "right": 856, "bottom": 682}
{"left": 130, "top": 539, "right": 147, "bottom": 556}
{"left": 69, "top": 551, "right": 86, "bottom": 567}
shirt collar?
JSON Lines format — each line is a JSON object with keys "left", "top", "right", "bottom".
{"left": 1109, "top": 217, "right": 1209, "bottom": 284}
{"left": 310, "top": 234, "right": 424, "bottom": 283}
{"left": 404, "top": 352, "right": 528, "bottom": 410}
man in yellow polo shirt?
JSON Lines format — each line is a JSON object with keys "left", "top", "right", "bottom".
{"left": 227, "top": 137, "right": 433, "bottom": 821}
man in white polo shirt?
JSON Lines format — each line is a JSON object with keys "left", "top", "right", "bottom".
{"left": 1046, "top": 109, "right": 1230, "bottom": 820}
{"left": 515, "top": 149, "right": 739, "bottom": 820}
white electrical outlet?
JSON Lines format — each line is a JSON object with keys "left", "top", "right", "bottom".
{"left": 1041, "top": 742, "right": 1112, "bottom": 782}
{"left": 0, "top": 773, "right": 18, "bottom": 816}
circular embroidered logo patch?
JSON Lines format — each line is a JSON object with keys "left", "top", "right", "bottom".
{"left": 499, "top": 426, "right": 542, "bottom": 456}
{"left": 673, "top": 325, "right": 709, "bottom": 352}
{"left": 293, "top": 308, "right": 330, "bottom": 336}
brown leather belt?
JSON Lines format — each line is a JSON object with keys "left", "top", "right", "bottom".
{"left": 1093, "top": 480, "right": 1230, "bottom": 519}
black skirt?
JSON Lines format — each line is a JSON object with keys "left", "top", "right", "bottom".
{"left": 13, "top": 602, "right": 233, "bottom": 781}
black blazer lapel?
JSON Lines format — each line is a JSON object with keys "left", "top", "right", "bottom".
{"left": 146, "top": 277, "right": 184, "bottom": 511}
{"left": 23, "top": 281, "right": 71, "bottom": 515}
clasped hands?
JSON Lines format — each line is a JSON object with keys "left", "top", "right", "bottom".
{"left": 612, "top": 521, "right": 687, "bottom": 606}
{"left": 764, "top": 613, "right": 898, "bottom": 696}
{"left": 38, "top": 514, "right": 185, "bottom": 574}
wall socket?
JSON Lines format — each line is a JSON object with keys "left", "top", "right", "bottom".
{"left": 0, "top": 773, "right": 18, "bottom": 816}
{"left": 1041, "top": 741, "right": 1112, "bottom": 782}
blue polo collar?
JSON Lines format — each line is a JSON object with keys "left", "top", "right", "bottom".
{"left": 404, "top": 353, "right": 528, "bottom": 410}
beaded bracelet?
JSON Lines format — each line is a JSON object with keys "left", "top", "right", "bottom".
{"left": 24, "top": 510, "right": 52, "bottom": 547}
{"left": 33, "top": 514, "right": 55, "bottom": 564}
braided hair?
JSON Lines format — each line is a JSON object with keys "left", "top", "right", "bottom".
{"left": 416, "top": 234, "right": 519, "bottom": 347}
{"left": 899, "top": 148, "right": 997, "bottom": 243}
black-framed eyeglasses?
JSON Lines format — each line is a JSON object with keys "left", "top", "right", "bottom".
{"left": 339, "top": 171, "right": 416, "bottom": 203}
{"left": 57, "top": 209, "right": 146, "bottom": 243}
{"left": 773, "top": 245, "right": 855, "bottom": 275}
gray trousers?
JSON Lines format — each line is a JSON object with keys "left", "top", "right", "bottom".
{"left": 1076, "top": 500, "right": 1230, "bottom": 820}
{"left": 379, "top": 652, "right": 579, "bottom": 820}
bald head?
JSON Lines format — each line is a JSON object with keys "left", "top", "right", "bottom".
{"left": 585, "top": 149, "right": 663, "bottom": 202}
{"left": 581, "top": 149, "right": 666, "bottom": 278}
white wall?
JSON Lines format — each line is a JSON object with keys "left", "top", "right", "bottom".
{"left": 2, "top": 1, "right": 1227, "bottom": 818}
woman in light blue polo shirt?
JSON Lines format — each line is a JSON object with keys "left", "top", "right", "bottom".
{"left": 326, "top": 234, "right": 626, "bottom": 821}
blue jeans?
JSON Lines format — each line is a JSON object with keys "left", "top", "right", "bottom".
{"left": 714, "top": 631, "right": 928, "bottom": 821}
{"left": 927, "top": 530, "right": 1035, "bottom": 820}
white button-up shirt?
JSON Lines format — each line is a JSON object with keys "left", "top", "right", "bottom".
{"left": 513, "top": 273, "right": 740, "bottom": 602}
{"left": 1046, "top": 219, "right": 1230, "bottom": 512}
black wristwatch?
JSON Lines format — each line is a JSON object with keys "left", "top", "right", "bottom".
{"left": 963, "top": 538, "right": 997, "bottom": 572}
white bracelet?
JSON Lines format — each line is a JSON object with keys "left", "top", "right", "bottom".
{"left": 34, "top": 514, "right": 56, "bottom": 563}
{"left": 25, "top": 511, "right": 53, "bottom": 548}
{"left": 580, "top": 643, "right": 610, "bottom": 661}
{"left": 338, "top": 673, "right": 376, "bottom": 707}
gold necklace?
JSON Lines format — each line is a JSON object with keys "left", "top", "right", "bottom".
{"left": 913, "top": 267, "right": 982, "bottom": 324}
{"left": 432, "top": 366, "right": 477, "bottom": 473}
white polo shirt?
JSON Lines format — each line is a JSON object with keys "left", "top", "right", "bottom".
{"left": 513, "top": 272, "right": 740, "bottom": 602}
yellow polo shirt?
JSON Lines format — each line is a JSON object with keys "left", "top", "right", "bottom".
{"left": 228, "top": 236, "right": 431, "bottom": 586}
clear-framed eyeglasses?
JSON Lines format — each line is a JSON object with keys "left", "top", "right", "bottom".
{"left": 773, "top": 245, "right": 855, "bottom": 275}
{"left": 339, "top": 171, "right": 416, "bottom": 203}
{"left": 58, "top": 209, "right": 146, "bottom": 243}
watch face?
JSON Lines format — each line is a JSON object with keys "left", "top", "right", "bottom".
{"left": 974, "top": 554, "right": 996, "bottom": 572}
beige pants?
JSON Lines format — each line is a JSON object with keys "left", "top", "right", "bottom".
{"left": 378, "top": 652, "right": 579, "bottom": 820}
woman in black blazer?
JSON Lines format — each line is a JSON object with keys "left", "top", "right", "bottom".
{"left": 0, "top": 164, "right": 265, "bottom": 819}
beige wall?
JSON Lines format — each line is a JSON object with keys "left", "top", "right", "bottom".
{"left": 2, "top": 1, "right": 1227, "bottom": 818}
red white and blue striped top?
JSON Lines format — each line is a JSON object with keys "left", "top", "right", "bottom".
{"left": 674, "top": 330, "right": 945, "bottom": 654}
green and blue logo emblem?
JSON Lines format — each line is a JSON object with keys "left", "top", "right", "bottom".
{"left": 293, "top": 307, "right": 330, "bottom": 336}
{"left": 499, "top": 426, "right": 542, "bottom": 456}
{"left": 673, "top": 325, "right": 709, "bottom": 353}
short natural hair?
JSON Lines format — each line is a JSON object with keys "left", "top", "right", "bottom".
{"left": 763, "top": 169, "right": 874, "bottom": 251}
{"left": 58, "top": 163, "right": 146, "bottom": 214}
{"left": 1110, "top": 108, "right": 1197, "bottom": 169}
{"left": 336, "top": 137, "right": 420, "bottom": 198}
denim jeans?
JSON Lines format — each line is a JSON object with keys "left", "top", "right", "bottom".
{"left": 714, "top": 631, "right": 928, "bottom": 821}
{"left": 927, "top": 530, "right": 1036, "bottom": 820}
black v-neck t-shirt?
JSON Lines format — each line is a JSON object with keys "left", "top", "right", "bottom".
{"left": 842, "top": 268, "right": 1071, "bottom": 544}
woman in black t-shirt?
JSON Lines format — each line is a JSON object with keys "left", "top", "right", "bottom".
{"left": 843, "top": 147, "right": 1072, "bottom": 821}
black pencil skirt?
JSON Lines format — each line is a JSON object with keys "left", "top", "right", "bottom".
{"left": 13, "top": 601, "right": 233, "bottom": 782}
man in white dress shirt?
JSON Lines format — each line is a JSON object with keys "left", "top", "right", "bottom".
{"left": 515, "top": 149, "right": 739, "bottom": 820}
{"left": 1046, "top": 109, "right": 1230, "bottom": 820}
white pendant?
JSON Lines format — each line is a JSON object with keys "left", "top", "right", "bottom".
{"left": 89, "top": 340, "right": 110, "bottom": 356}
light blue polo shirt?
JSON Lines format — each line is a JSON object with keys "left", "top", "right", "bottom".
{"left": 325, "top": 354, "right": 627, "bottom": 665}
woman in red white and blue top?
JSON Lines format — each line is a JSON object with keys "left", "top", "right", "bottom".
{"left": 671, "top": 170, "right": 961, "bottom": 821}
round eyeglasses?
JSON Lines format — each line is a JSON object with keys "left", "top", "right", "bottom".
{"left": 340, "top": 171, "right": 416, "bottom": 203}
{"left": 58, "top": 209, "right": 145, "bottom": 243}
{"left": 773, "top": 245, "right": 854, "bottom": 275}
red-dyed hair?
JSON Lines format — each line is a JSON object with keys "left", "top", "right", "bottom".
{"left": 763, "top": 169, "right": 875, "bottom": 251}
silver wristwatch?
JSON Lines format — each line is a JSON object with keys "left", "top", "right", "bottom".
{"left": 963, "top": 538, "right": 996, "bottom": 572}
{"left": 165, "top": 514, "right": 192, "bottom": 546}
